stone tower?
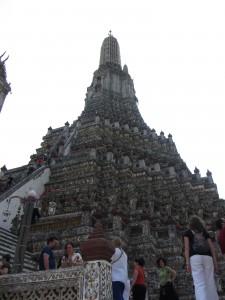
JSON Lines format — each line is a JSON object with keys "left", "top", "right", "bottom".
{"left": 3, "top": 33, "right": 225, "bottom": 298}
{"left": 0, "top": 52, "right": 11, "bottom": 113}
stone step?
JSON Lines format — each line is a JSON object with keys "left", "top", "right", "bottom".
{"left": 0, "top": 226, "right": 20, "bottom": 238}
{"left": 0, "top": 228, "right": 37, "bottom": 272}
{"left": 0, "top": 245, "right": 37, "bottom": 271}
{"left": 0, "top": 230, "right": 22, "bottom": 247}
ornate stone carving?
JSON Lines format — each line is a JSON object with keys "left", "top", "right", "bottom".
{"left": 0, "top": 268, "right": 83, "bottom": 299}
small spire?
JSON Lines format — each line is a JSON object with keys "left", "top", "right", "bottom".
{"left": 123, "top": 64, "right": 128, "bottom": 73}
{"left": 108, "top": 30, "right": 112, "bottom": 36}
{"left": 1, "top": 165, "right": 7, "bottom": 172}
{"left": 194, "top": 167, "right": 200, "bottom": 174}
{"left": 206, "top": 169, "right": 212, "bottom": 177}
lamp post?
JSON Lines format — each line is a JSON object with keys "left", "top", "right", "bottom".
{"left": 12, "top": 190, "right": 37, "bottom": 273}
{"left": 2, "top": 195, "right": 26, "bottom": 222}
{"left": 2, "top": 208, "right": 11, "bottom": 222}
{"left": 2, "top": 190, "right": 57, "bottom": 273}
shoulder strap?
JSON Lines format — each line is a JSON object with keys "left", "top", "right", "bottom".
{"left": 111, "top": 249, "right": 123, "bottom": 264}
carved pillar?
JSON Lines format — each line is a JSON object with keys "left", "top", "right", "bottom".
{"left": 206, "top": 169, "right": 214, "bottom": 184}
{"left": 142, "top": 220, "right": 150, "bottom": 237}
{"left": 81, "top": 212, "right": 91, "bottom": 226}
{"left": 168, "top": 225, "right": 177, "bottom": 239}
{"left": 113, "top": 215, "right": 122, "bottom": 231}
{"left": 83, "top": 260, "right": 112, "bottom": 300}
{"left": 90, "top": 148, "right": 97, "bottom": 159}
{"left": 168, "top": 133, "right": 173, "bottom": 143}
{"left": 168, "top": 166, "right": 176, "bottom": 177}
{"left": 114, "top": 122, "right": 119, "bottom": 128}
{"left": 107, "top": 152, "right": 113, "bottom": 162}
{"left": 133, "top": 127, "right": 138, "bottom": 133}
{"left": 138, "top": 159, "right": 146, "bottom": 169}
{"left": 104, "top": 119, "right": 110, "bottom": 125}
{"left": 142, "top": 129, "right": 147, "bottom": 136}
{"left": 154, "top": 163, "right": 160, "bottom": 172}
{"left": 122, "top": 156, "right": 130, "bottom": 166}
{"left": 160, "top": 131, "right": 165, "bottom": 140}
{"left": 95, "top": 116, "right": 100, "bottom": 123}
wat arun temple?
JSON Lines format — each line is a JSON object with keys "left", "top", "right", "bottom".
{"left": 0, "top": 34, "right": 225, "bottom": 299}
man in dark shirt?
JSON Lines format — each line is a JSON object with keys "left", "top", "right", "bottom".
{"left": 39, "top": 237, "right": 58, "bottom": 270}
{"left": 0, "top": 254, "right": 11, "bottom": 275}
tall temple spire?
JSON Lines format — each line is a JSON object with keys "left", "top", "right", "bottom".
{"left": 0, "top": 52, "right": 11, "bottom": 113}
{"left": 84, "top": 33, "right": 139, "bottom": 124}
{"left": 99, "top": 31, "right": 121, "bottom": 67}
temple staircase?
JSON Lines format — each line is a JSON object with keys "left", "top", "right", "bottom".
{"left": 0, "top": 227, "right": 37, "bottom": 272}
{"left": 0, "top": 165, "right": 47, "bottom": 203}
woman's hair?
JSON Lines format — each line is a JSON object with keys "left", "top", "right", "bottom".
{"left": 64, "top": 242, "right": 75, "bottom": 250}
{"left": 114, "top": 237, "right": 123, "bottom": 248}
{"left": 215, "top": 218, "right": 223, "bottom": 230}
{"left": 157, "top": 257, "right": 166, "bottom": 267}
{"left": 135, "top": 257, "right": 145, "bottom": 267}
{"left": 189, "top": 215, "right": 205, "bottom": 232}
{"left": 2, "top": 254, "right": 11, "bottom": 262}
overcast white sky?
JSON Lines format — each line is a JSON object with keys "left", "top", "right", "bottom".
{"left": 1, "top": 0, "right": 225, "bottom": 199}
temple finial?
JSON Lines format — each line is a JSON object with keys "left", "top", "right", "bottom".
{"left": 99, "top": 33, "right": 121, "bottom": 66}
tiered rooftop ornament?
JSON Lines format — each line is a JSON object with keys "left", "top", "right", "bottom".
{"left": 80, "top": 220, "right": 115, "bottom": 261}
{"left": 7, "top": 32, "right": 225, "bottom": 298}
{"left": 0, "top": 52, "right": 11, "bottom": 113}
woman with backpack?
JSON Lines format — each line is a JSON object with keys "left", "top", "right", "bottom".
{"left": 184, "top": 215, "right": 219, "bottom": 300}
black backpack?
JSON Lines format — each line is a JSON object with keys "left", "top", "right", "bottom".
{"left": 192, "top": 231, "right": 210, "bottom": 254}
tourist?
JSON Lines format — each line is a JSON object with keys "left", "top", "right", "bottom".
{"left": 46, "top": 151, "right": 52, "bottom": 165}
{"left": 31, "top": 199, "right": 41, "bottom": 225}
{"left": 184, "top": 215, "right": 219, "bottom": 300}
{"left": 157, "top": 257, "right": 179, "bottom": 300}
{"left": 39, "top": 236, "right": 58, "bottom": 270}
{"left": 111, "top": 237, "right": 129, "bottom": 300}
{"left": 26, "top": 163, "right": 35, "bottom": 176}
{"left": 36, "top": 157, "right": 45, "bottom": 168}
{"left": 4, "top": 174, "right": 14, "bottom": 190}
{"left": 215, "top": 218, "right": 225, "bottom": 259}
{"left": 130, "top": 257, "right": 146, "bottom": 300}
{"left": 60, "top": 242, "right": 83, "bottom": 268}
{"left": 0, "top": 177, "right": 5, "bottom": 192}
{"left": 58, "top": 140, "right": 65, "bottom": 157}
{"left": 0, "top": 254, "right": 11, "bottom": 275}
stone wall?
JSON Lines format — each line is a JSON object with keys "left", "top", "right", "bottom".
{"left": 0, "top": 260, "right": 113, "bottom": 300}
